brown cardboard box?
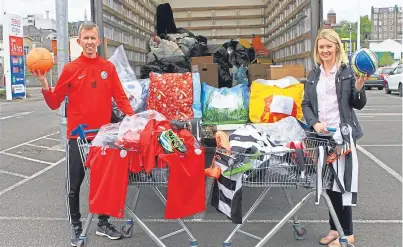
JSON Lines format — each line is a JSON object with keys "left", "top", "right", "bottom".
{"left": 198, "top": 64, "right": 219, "bottom": 88}
{"left": 190, "top": 56, "right": 214, "bottom": 68}
{"left": 248, "top": 64, "right": 272, "bottom": 82}
{"left": 267, "top": 64, "right": 305, "bottom": 80}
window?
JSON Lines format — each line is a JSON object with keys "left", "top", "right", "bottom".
{"left": 390, "top": 20, "right": 394, "bottom": 25}
{"left": 373, "top": 26, "right": 377, "bottom": 31}
{"left": 374, "top": 14, "right": 378, "bottom": 18}
{"left": 384, "top": 13, "right": 388, "bottom": 18}
{"left": 390, "top": 13, "right": 394, "bottom": 18}
{"left": 390, "top": 34, "right": 393, "bottom": 38}
{"left": 379, "top": 14, "right": 383, "bottom": 19}
{"left": 374, "top": 20, "right": 378, "bottom": 25}
{"left": 374, "top": 8, "right": 379, "bottom": 13}
{"left": 379, "top": 20, "right": 383, "bottom": 25}
{"left": 373, "top": 34, "right": 378, "bottom": 39}
{"left": 390, "top": 26, "right": 393, "bottom": 31}
{"left": 384, "top": 33, "right": 387, "bottom": 38}
{"left": 399, "top": 19, "right": 402, "bottom": 24}
{"left": 384, "top": 26, "right": 387, "bottom": 31}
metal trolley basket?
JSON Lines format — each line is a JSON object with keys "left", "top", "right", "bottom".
{"left": 71, "top": 125, "right": 198, "bottom": 247}
{"left": 221, "top": 132, "right": 355, "bottom": 247}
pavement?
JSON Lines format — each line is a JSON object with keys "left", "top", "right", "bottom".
{"left": 0, "top": 89, "right": 401, "bottom": 247}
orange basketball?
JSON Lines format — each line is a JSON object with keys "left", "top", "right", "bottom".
{"left": 27, "top": 48, "right": 54, "bottom": 74}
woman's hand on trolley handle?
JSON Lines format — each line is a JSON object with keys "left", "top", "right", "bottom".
{"left": 313, "top": 122, "right": 336, "bottom": 134}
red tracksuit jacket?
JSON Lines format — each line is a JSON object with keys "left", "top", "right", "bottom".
{"left": 42, "top": 53, "right": 134, "bottom": 139}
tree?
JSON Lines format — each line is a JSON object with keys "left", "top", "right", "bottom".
{"left": 379, "top": 52, "right": 395, "bottom": 66}
{"left": 333, "top": 16, "right": 372, "bottom": 48}
{"left": 360, "top": 15, "right": 372, "bottom": 48}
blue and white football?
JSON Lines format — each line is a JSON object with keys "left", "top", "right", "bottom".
{"left": 351, "top": 48, "right": 379, "bottom": 77}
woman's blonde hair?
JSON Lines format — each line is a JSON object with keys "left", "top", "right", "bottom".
{"left": 314, "top": 29, "right": 348, "bottom": 66}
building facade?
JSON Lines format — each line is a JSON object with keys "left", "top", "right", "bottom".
{"left": 371, "top": 5, "right": 403, "bottom": 40}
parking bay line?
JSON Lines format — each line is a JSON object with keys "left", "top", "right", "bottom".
{"left": 360, "top": 144, "right": 402, "bottom": 147}
{"left": 0, "top": 158, "right": 66, "bottom": 197}
{"left": 357, "top": 145, "right": 402, "bottom": 183}
{"left": 0, "top": 170, "right": 29, "bottom": 179}
{"left": 0, "top": 132, "right": 60, "bottom": 153}
{"left": 356, "top": 113, "right": 402, "bottom": 116}
{"left": 0, "top": 217, "right": 400, "bottom": 224}
{"left": 0, "top": 152, "right": 55, "bottom": 166}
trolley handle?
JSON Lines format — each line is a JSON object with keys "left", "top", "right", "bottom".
{"left": 71, "top": 124, "right": 99, "bottom": 140}
{"left": 298, "top": 121, "right": 336, "bottom": 133}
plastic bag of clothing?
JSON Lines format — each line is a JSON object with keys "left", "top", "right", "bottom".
{"left": 266, "top": 117, "right": 307, "bottom": 146}
{"left": 108, "top": 45, "right": 146, "bottom": 122}
{"left": 201, "top": 83, "right": 249, "bottom": 124}
{"left": 176, "top": 27, "right": 195, "bottom": 37}
{"left": 213, "top": 40, "right": 250, "bottom": 88}
{"left": 156, "top": 3, "right": 177, "bottom": 35}
{"left": 111, "top": 79, "right": 150, "bottom": 122}
{"left": 189, "top": 42, "right": 211, "bottom": 57}
{"left": 192, "top": 69, "right": 202, "bottom": 119}
{"left": 115, "top": 110, "right": 167, "bottom": 150}
{"left": 195, "top": 35, "right": 207, "bottom": 44}
{"left": 236, "top": 65, "right": 249, "bottom": 86}
{"left": 140, "top": 55, "right": 191, "bottom": 79}
{"left": 108, "top": 45, "right": 138, "bottom": 82}
{"left": 147, "top": 36, "right": 184, "bottom": 63}
{"left": 123, "top": 79, "right": 150, "bottom": 113}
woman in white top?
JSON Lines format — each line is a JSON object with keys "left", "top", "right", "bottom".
{"left": 302, "top": 29, "right": 368, "bottom": 247}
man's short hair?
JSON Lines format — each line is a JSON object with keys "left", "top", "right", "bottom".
{"left": 78, "top": 21, "right": 99, "bottom": 36}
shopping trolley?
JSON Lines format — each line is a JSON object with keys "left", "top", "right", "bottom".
{"left": 221, "top": 129, "right": 355, "bottom": 247}
{"left": 70, "top": 124, "right": 198, "bottom": 247}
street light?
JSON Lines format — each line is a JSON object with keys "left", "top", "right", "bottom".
{"left": 357, "top": 0, "right": 361, "bottom": 50}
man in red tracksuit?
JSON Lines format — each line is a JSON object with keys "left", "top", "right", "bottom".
{"left": 32, "top": 21, "right": 135, "bottom": 246}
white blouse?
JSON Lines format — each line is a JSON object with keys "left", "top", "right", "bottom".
{"left": 316, "top": 64, "right": 341, "bottom": 129}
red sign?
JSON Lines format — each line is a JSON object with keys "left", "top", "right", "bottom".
{"left": 9, "top": 36, "right": 24, "bottom": 56}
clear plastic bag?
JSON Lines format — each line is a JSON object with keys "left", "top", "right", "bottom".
{"left": 91, "top": 123, "right": 121, "bottom": 148}
{"left": 115, "top": 110, "right": 167, "bottom": 150}
{"left": 93, "top": 110, "right": 167, "bottom": 150}
{"left": 267, "top": 117, "right": 307, "bottom": 146}
{"left": 108, "top": 45, "right": 149, "bottom": 119}
{"left": 108, "top": 45, "right": 137, "bottom": 82}
{"left": 192, "top": 65, "right": 203, "bottom": 119}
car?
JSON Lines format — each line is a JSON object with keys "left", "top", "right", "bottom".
{"left": 365, "top": 68, "right": 387, "bottom": 90}
{"left": 384, "top": 65, "right": 403, "bottom": 97}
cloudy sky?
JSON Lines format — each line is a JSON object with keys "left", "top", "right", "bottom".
{"left": 1, "top": 0, "right": 91, "bottom": 23}
{"left": 323, "top": 0, "right": 401, "bottom": 22}
{"left": 0, "top": 0, "right": 401, "bottom": 24}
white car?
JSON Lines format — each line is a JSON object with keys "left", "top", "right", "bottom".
{"left": 385, "top": 65, "right": 403, "bottom": 97}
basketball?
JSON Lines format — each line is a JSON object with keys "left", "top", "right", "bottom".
{"left": 27, "top": 48, "right": 54, "bottom": 74}
{"left": 351, "top": 48, "right": 378, "bottom": 77}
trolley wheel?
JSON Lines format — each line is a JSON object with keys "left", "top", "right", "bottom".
{"left": 121, "top": 222, "right": 134, "bottom": 238}
{"left": 77, "top": 239, "right": 86, "bottom": 247}
{"left": 346, "top": 244, "right": 355, "bottom": 247}
{"left": 292, "top": 225, "right": 307, "bottom": 240}
{"left": 222, "top": 242, "right": 232, "bottom": 247}
{"left": 189, "top": 240, "right": 198, "bottom": 247}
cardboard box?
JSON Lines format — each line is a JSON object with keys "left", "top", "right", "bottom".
{"left": 191, "top": 56, "right": 214, "bottom": 68}
{"left": 198, "top": 64, "right": 219, "bottom": 88}
{"left": 248, "top": 64, "right": 272, "bottom": 82}
{"left": 267, "top": 64, "right": 305, "bottom": 80}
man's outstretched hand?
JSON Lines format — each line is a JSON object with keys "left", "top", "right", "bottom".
{"left": 31, "top": 70, "right": 49, "bottom": 91}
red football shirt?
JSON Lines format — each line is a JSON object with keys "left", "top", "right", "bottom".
{"left": 85, "top": 146, "right": 129, "bottom": 219}
{"left": 159, "top": 129, "right": 206, "bottom": 219}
